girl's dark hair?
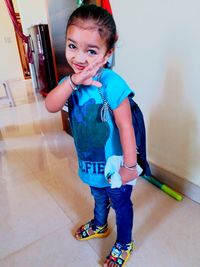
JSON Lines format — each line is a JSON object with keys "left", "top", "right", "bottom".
{"left": 66, "top": 4, "right": 117, "bottom": 50}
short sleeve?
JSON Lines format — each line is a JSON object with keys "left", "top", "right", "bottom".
{"left": 101, "top": 69, "right": 134, "bottom": 110}
{"left": 58, "top": 76, "right": 68, "bottom": 85}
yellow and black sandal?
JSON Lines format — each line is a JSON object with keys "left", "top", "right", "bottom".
{"left": 75, "top": 219, "right": 110, "bottom": 241}
{"left": 104, "top": 241, "right": 135, "bottom": 267}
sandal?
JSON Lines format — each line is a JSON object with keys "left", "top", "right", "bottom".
{"left": 103, "top": 242, "right": 135, "bottom": 267}
{"left": 75, "top": 219, "right": 110, "bottom": 241}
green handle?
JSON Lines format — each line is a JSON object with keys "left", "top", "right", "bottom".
{"left": 143, "top": 175, "right": 163, "bottom": 188}
{"left": 161, "top": 184, "right": 183, "bottom": 201}
{"left": 142, "top": 175, "right": 183, "bottom": 201}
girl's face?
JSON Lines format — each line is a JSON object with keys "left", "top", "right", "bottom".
{"left": 65, "top": 24, "right": 112, "bottom": 73}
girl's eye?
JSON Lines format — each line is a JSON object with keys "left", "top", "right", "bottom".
{"left": 88, "top": 49, "right": 97, "bottom": 55}
{"left": 68, "top": 43, "right": 76, "bottom": 49}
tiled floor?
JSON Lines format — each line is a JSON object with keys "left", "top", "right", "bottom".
{"left": 0, "top": 79, "right": 200, "bottom": 267}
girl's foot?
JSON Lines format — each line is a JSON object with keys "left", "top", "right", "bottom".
{"left": 75, "top": 219, "right": 109, "bottom": 241}
{"left": 103, "top": 242, "right": 134, "bottom": 267}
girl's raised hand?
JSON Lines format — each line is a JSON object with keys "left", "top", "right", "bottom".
{"left": 71, "top": 57, "right": 107, "bottom": 88}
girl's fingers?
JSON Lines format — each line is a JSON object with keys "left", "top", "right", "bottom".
{"left": 86, "top": 56, "right": 105, "bottom": 72}
{"left": 73, "top": 57, "right": 106, "bottom": 85}
{"left": 91, "top": 80, "right": 102, "bottom": 88}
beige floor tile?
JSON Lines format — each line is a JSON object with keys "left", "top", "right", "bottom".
{"left": 0, "top": 150, "right": 32, "bottom": 179}
{"left": 0, "top": 226, "right": 101, "bottom": 267}
{"left": 0, "top": 178, "right": 71, "bottom": 259}
{"left": 0, "top": 166, "right": 33, "bottom": 193}
{"left": 34, "top": 161, "right": 95, "bottom": 222}
{"left": 131, "top": 179, "right": 200, "bottom": 267}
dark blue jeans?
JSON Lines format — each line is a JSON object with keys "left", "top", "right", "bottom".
{"left": 90, "top": 185, "right": 133, "bottom": 245}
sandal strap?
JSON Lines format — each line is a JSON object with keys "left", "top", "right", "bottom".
{"left": 81, "top": 220, "right": 93, "bottom": 231}
{"left": 79, "top": 220, "right": 108, "bottom": 239}
{"left": 106, "top": 242, "right": 134, "bottom": 267}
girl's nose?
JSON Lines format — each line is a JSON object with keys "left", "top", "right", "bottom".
{"left": 74, "top": 51, "right": 86, "bottom": 63}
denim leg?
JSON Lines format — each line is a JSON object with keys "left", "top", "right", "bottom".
{"left": 90, "top": 186, "right": 110, "bottom": 227}
{"left": 107, "top": 185, "right": 133, "bottom": 245}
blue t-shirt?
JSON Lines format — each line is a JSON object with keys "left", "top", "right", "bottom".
{"left": 62, "top": 68, "right": 134, "bottom": 187}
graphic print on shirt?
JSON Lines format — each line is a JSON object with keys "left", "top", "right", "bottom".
{"left": 69, "top": 97, "right": 110, "bottom": 175}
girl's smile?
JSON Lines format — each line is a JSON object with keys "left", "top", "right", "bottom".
{"left": 73, "top": 62, "right": 86, "bottom": 71}
{"left": 65, "top": 24, "right": 111, "bottom": 73}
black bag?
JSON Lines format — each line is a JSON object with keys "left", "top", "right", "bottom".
{"left": 129, "top": 97, "right": 151, "bottom": 176}
{"left": 98, "top": 86, "right": 151, "bottom": 176}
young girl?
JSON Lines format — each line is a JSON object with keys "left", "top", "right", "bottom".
{"left": 45, "top": 4, "right": 139, "bottom": 267}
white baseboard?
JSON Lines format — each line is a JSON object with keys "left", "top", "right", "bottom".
{"left": 149, "top": 163, "right": 200, "bottom": 204}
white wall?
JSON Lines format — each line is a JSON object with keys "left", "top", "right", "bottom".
{"left": 16, "top": 0, "right": 48, "bottom": 34}
{"left": 12, "top": 0, "right": 19, "bottom": 12}
{"left": 110, "top": 0, "right": 200, "bottom": 187}
{"left": 0, "top": 1, "right": 23, "bottom": 81}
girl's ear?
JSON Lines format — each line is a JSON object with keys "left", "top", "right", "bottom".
{"left": 106, "top": 48, "right": 114, "bottom": 58}
{"left": 104, "top": 48, "right": 114, "bottom": 62}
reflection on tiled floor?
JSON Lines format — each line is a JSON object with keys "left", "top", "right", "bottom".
{"left": 0, "top": 79, "right": 200, "bottom": 267}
